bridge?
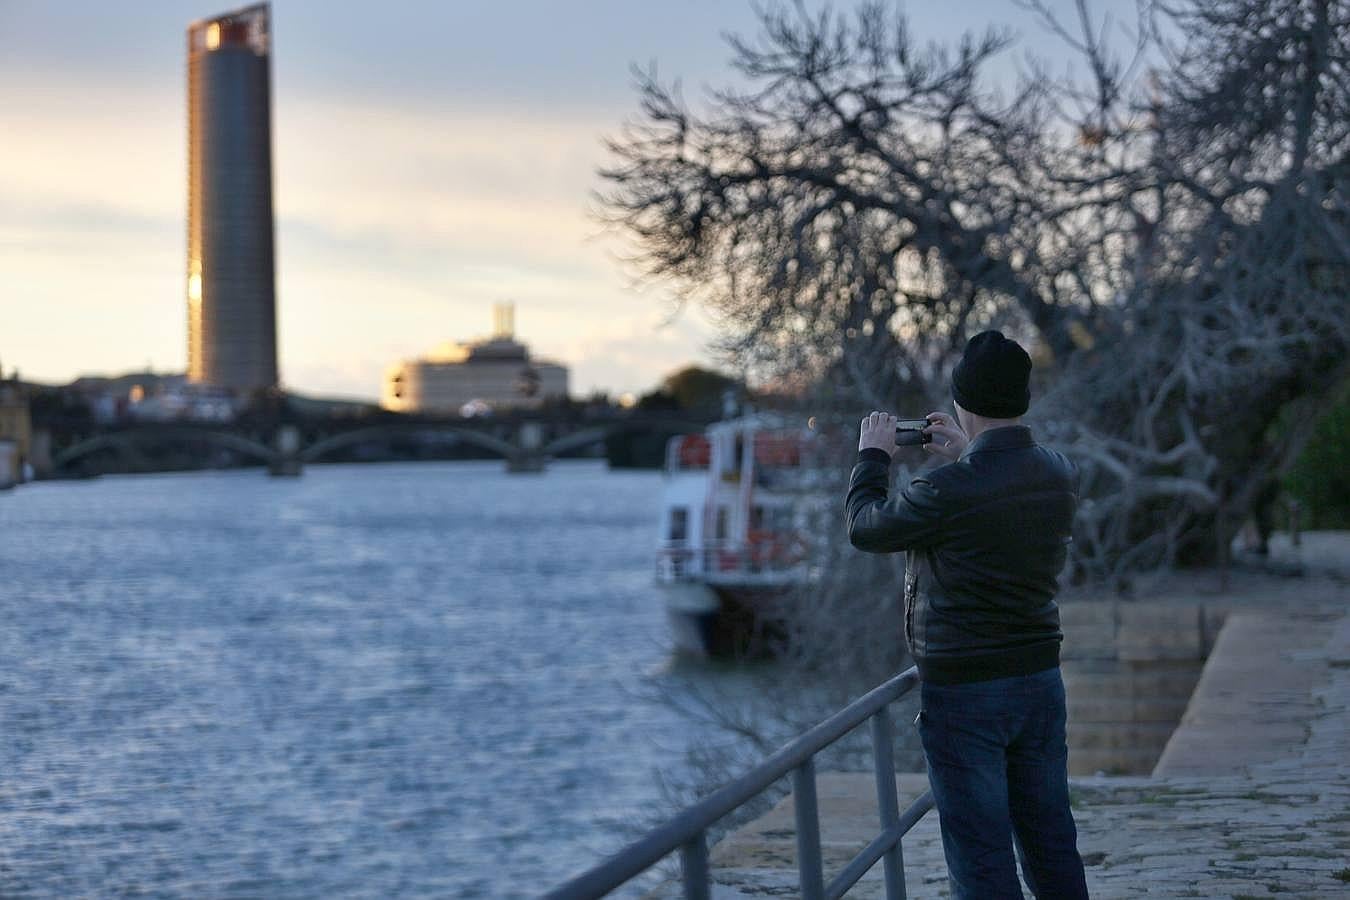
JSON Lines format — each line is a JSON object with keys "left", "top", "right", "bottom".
{"left": 48, "top": 413, "right": 709, "bottom": 477}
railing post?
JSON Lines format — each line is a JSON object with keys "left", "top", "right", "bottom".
{"left": 541, "top": 668, "right": 926, "bottom": 900}
{"left": 870, "top": 707, "right": 907, "bottom": 900}
{"left": 680, "top": 831, "right": 710, "bottom": 900}
{"left": 793, "top": 758, "right": 826, "bottom": 900}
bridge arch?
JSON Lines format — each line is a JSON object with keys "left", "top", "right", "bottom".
{"left": 299, "top": 423, "right": 522, "bottom": 463}
{"left": 541, "top": 418, "right": 707, "bottom": 458}
{"left": 52, "top": 426, "right": 277, "bottom": 471}
{"left": 50, "top": 417, "right": 713, "bottom": 475}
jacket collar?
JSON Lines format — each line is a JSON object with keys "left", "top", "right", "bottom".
{"left": 958, "top": 424, "right": 1035, "bottom": 460}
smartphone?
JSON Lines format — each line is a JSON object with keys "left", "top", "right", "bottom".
{"left": 895, "top": 419, "right": 932, "bottom": 446}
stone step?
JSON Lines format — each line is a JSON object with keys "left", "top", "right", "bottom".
{"left": 1152, "top": 610, "right": 1344, "bottom": 776}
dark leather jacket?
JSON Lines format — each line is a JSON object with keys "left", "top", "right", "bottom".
{"left": 845, "top": 426, "right": 1078, "bottom": 685}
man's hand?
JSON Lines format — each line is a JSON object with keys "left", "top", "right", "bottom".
{"left": 858, "top": 411, "right": 899, "bottom": 457}
{"left": 923, "top": 411, "right": 968, "bottom": 462}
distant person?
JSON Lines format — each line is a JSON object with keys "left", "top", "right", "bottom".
{"left": 845, "top": 331, "right": 1090, "bottom": 899}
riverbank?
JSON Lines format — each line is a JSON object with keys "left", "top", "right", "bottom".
{"left": 649, "top": 542, "right": 1350, "bottom": 898}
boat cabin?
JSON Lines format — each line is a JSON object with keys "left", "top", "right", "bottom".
{"left": 656, "top": 416, "right": 811, "bottom": 585}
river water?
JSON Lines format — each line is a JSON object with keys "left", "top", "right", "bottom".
{"left": 0, "top": 461, "right": 753, "bottom": 898}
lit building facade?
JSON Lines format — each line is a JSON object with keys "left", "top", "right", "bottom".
{"left": 186, "top": 3, "right": 279, "bottom": 397}
{"left": 382, "top": 305, "right": 570, "bottom": 414}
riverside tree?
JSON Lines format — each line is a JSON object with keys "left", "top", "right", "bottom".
{"left": 600, "top": 0, "right": 1350, "bottom": 594}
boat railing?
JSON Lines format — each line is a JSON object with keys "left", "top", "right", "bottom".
{"left": 542, "top": 666, "right": 933, "bottom": 899}
{"left": 656, "top": 540, "right": 807, "bottom": 580}
{"left": 656, "top": 542, "right": 696, "bottom": 579}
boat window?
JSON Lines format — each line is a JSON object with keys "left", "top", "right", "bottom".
{"left": 715, "top": 506, "right": 729, "bottom": 540}
{"left": 668, "top": 507, "right": 688, "bottom": 541}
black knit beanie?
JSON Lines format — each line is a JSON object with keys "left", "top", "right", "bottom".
{"left": 951, "top": 330, "right": 1032, "bottom": 418}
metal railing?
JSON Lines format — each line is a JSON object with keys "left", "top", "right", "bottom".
{"left": 543, "top": 667, "right": 934, "bottom": 900}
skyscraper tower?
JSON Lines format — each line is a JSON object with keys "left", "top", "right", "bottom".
{"left": 186, "top": 3, "right": 279, "bottom": 396}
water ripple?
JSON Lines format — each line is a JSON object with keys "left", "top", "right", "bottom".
{"left": 0, "top": 461, "right": 733, "bottom": 898}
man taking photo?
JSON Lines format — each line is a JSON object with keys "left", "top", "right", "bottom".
{"left": 845, "top": 330, "right": 1090, "bottom": 899}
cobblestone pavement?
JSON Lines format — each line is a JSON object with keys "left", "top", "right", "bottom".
{"left": 650, "top": 595, "right": 1350, "bottom": 899}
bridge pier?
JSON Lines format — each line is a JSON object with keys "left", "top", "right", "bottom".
{"left": 505, "top": 452, "right": 547, "bottom": 473}
{"left": 30, "top": 430, "right": 53, "bottom": 479}
{"left": 0, "top": 440, "right": 15, "bottom": 490}
{"left": 268, "top": 425, "right": 303, "bottom": 477}
{"left": 506, "top": 422, "right": 547, "bottom": 474}
{"left": 269, "top": 458, "right": 302, "bottom": 477}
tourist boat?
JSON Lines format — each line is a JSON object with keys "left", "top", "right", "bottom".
{"left": 654, "top": 414, "right": 819, "bottom": 658}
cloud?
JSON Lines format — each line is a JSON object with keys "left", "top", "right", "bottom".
{"left": 275, "top": 98, "right": 618, "bottom": 262}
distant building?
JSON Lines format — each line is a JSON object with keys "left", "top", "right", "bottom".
{"left": 186, "top": 3, "right": 279, "bottom": 397}
{"left": 0, "top": 370, "right": 32, "bottom": 486}
{"left": 382, "top": 304, "right": 569, "bottom": 414}
{"left": 128, "top": 382, "right": 238, "bottom": 424}
{"left": 67, "top": 372, "right": 238, "bottom": 424}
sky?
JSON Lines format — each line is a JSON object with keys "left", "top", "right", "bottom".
{"left": 0, "top": 0, "right": 1137, "bottom": 401}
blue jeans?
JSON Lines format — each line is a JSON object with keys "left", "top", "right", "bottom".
{"left": 916, "top": 667, "right": 1089, "bottom": 899}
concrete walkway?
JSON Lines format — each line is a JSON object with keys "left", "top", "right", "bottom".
{"left": 1153, "top": 610, "right": 1342, "bottom": 776}
{"left": 651, "top": 600, "right": 1350, "bottom": 898}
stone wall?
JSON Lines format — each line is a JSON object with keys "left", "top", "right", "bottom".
{"left": 1059, "top": 600, "right": 1229, "bottom": 775}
